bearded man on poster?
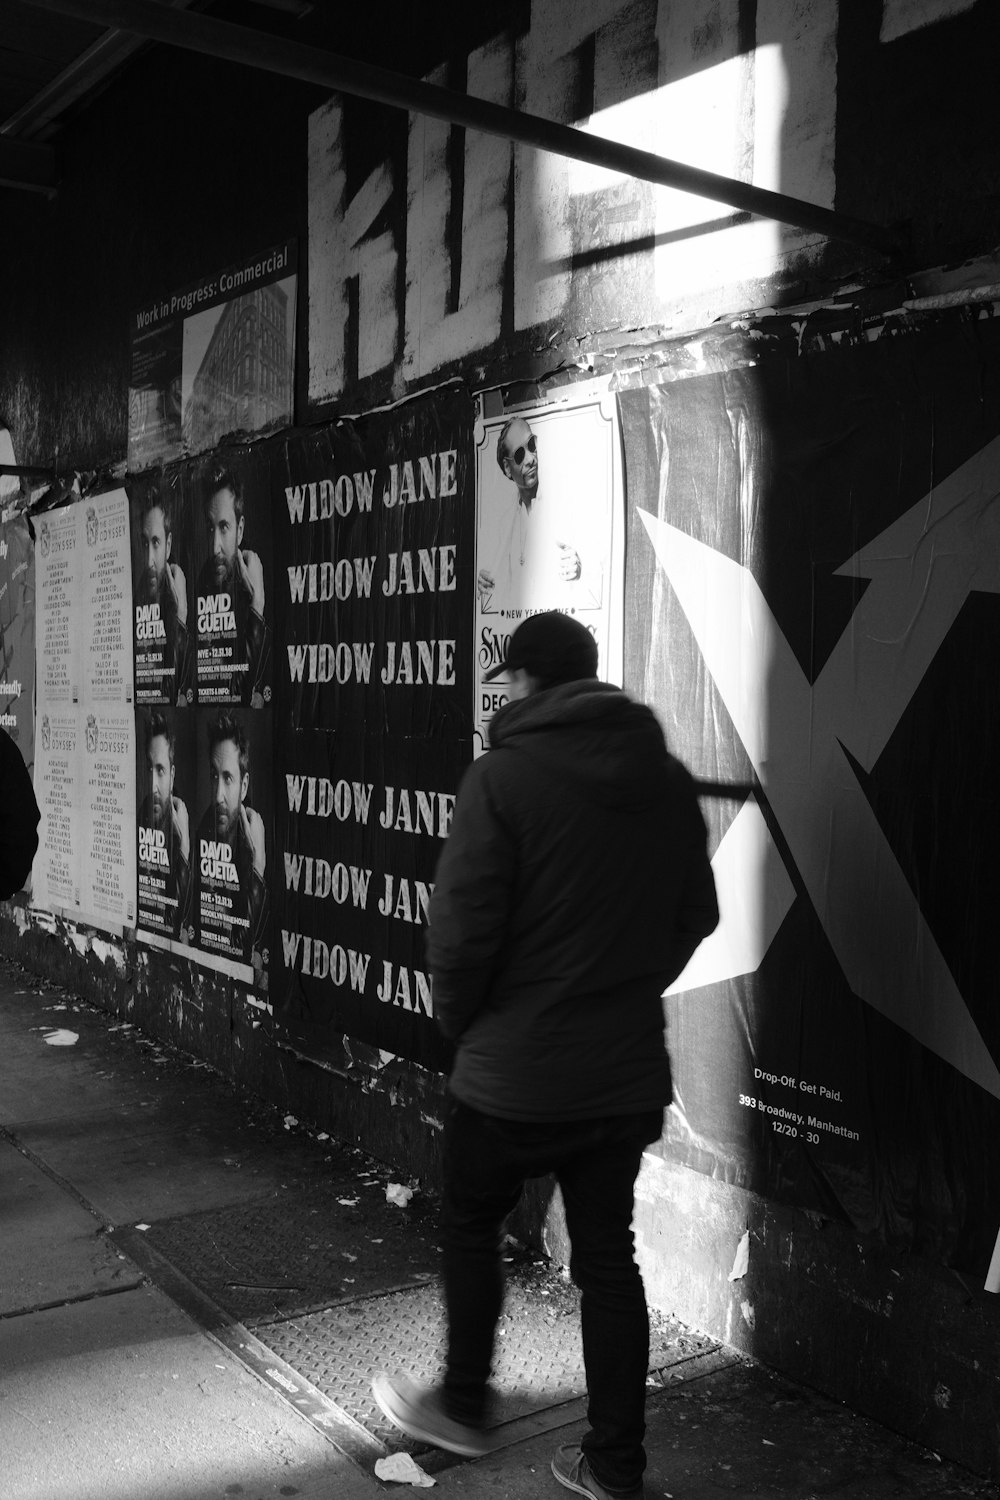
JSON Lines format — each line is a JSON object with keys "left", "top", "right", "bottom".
{"left": 135, "top": 491, "right": 193, "bottom": 705}
{"left": 194, "top": 711, "right": 268, "bottom": 974}
{"left": 139, "top": 711, "right": 192, "bottom": 940}
{"left": 197, "top": 466, "right": 270, "bottom": 706}
{"left": 374, "top": 612, "right": 719, "bottom": 1500}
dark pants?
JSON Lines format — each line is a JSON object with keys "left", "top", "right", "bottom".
{"left": 441, "top": 1099, "right": 663, "bottom": 1494}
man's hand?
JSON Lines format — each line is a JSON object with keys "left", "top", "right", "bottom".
{"left": 556, "top": 542, "right": 581, "bottom": 582}
{"left": 169, "top": 794, "right": 190, "bottom": 863}
{"left": 164, "top": 561, "right": 188, "bottom": 627}
{"left": 237, "top": 547, "right": 265, "bottom": 617}
{"left": 477, "top": 567, "right": 495, "bottom": 596}
{"left": 240, "top": 804, "right": 266, "bottom": 880}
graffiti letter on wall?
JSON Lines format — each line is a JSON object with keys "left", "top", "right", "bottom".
{"left": 308, "top": 99, "right": 398, "bottom": 396}
{"left": 514, "top": 0, "right": 661, "bottom": 334}
{"left": 404, "top": 38, "right": 513, "bottom": 380}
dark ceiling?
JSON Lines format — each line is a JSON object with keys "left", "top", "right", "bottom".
{"left": 0, "top": 0, "right": 908, "bottom": 258}
{"left": 0, "top": 0, "right": 529, "bottom": 195}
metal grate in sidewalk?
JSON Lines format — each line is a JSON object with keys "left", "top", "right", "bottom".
{"left": 121, "top": 1188, "right": 723, "bottom": 1464}
{"left": 255, "top": 1273, "right": 718, "bottom": 1455}
{"left": 137, "top": 1178, "right": 443, "bottom": 1325}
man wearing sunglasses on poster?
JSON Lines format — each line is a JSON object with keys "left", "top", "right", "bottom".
{"left": 478, "top": 417, "right": 585, "bottom": 612}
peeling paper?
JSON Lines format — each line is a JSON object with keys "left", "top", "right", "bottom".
{"left": 386, "top": 1182, "right": 414, "bottom": 1208}
{"left": 90, "top": 936, "right": 127, "bottom": 974}
{"left": 43, "top": 1029, "right": 79, "bottom": 1047}
{"left": 374, "top": 1452, "right": 435, "bottom": 1487}
{"left": 727, "top": 1231, "right": 750, "bottom": 1282}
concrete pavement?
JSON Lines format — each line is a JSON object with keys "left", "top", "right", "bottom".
{"left": 0, "top": 959, "right": 994, "bottom": 1500}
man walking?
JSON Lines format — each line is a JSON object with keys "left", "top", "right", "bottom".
{"left": 374, "top": 612, "right": 718, "bottom": 1500}
{"left": 0, "top": 726, "right": 39, "bottom": 899}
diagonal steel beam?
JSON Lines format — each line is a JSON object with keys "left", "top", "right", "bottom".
{"left": 1, "top": 0, "right": 198, "bottom": 142}
{"left": 20, "top": 0, "right": 902, "bottom": 255}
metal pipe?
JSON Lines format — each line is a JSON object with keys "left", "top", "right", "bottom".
{"left": 902, "top": 283, "right": 1000, "bottom": 312}
{"left": 0, "top": 465, "right": 59, "bottom": 479}
{"left": 1, "top": 0, "right": 197, "bottom": 142}
{"left": 21, "top": 0, "right": 901, "bottom": 255}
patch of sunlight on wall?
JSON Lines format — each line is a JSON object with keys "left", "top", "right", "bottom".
{"left": 666, "top": 795, "right": 795, "bottom": 995}
{"left": 542, "top": 39, "right": 792, "bottom": 320}
{"left": 653, "top": 41, "right": 786, "bottom": 311}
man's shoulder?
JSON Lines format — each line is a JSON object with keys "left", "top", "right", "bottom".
{"left": 0, "top": 727, "right": 30, "bottom": 779}
{"left": 457, "top": 753, "right": 499, "bottom": 795}
{"left": 660, "top": 749, "right": 701, "bottom": 796}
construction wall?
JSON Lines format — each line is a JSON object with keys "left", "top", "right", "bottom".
{"left": 3, "top": 0, "right": 1000, "bottom": 1477}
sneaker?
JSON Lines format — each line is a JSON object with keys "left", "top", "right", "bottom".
{"left": 372, "top": 1373, "right": 490, "bottom": 1458}
{"left": 550, "top": 1444, "right": 644, "bottom": 1500}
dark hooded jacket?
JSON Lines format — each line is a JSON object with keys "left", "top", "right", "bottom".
{"left": 0, "top": 729, "right": 39, "bottom": 900}
{"left": 426, "top": 679, "right": 719, "bottom": 1121}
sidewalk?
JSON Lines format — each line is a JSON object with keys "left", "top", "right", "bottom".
{"left": 0, "top": 958, "right": 993, "bottom": 1500}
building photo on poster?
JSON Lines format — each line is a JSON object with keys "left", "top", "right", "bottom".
{"left": 473, "top": 392, "right": 624, "bottom": 752}
{"left": 128, "top": 240, "right": 297, "bottom": 473}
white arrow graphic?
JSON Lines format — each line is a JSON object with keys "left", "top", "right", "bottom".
{"left": 666, "top": 794, "right": 795, "bottom": 995}
{"left": 641, "top": 432, "right": 1000, "bottom": 1098}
